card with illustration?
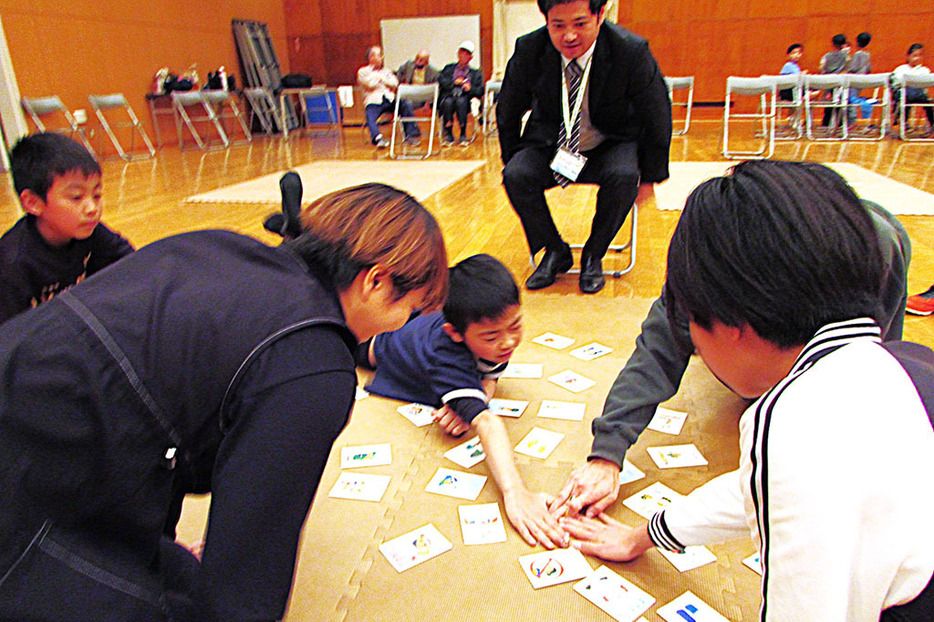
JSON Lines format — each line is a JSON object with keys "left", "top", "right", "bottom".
{"left": 425, "top": 467, "right": 487, "bottom": 500}
{"left": 537, "top": 399, "right": 586, "bottom": 421}
{"left": 574, "top": 565, "right": 655, "bottom": 622}
{"left": 569, "top": 342, "right": 613, "bottom": 361}
{"left": 647, "top": 407, "right": 688, "bottom": 435}
{"left": 519, "top": 547, "right": 593, "bottom": 589}
{"left": 646, "top": 444, "right": 708, "bottom": 469}
{"left": 742, "top": 552, "right": 762, "bottom": 575}
{"left": 458, "top": 503, "right": 507, "bottom": 545}
{"left": 514, "top": 427, "right": 565, "bottom": 459}
{"left": 339, "top": 443, "right": 392, "bottom": 469}
{"left": 444, "top": 436, "right": 486, "bottom": 469}
{"left": 327, "top": 472, "right": 391, "bottom": 502}
{"left": 488, "top": 398, "right": 529, "bottom": 418}
{"left": 548, "top": 370, "right": 597, "bottom": 393}
{"left": 622, "top": 482, "right": 683, "bottom": 519}
{"left": 397, "top": 402, "right": 435, "bottom": 427}
{"left": 657, "top": 591, "right": 732, "bottom": 622}
{"left": 355, "top": 386, "right": 369, "bottom": 401}
{"left": 532, "top": 332, "right": 575, "bottom": 350}
{"left": 379, "top": 523, "right": 453, "bottom": 573}
{"left": 658, "top": 545, "right": 717, "bottom": 572}
{"left": 619, "top": 459, "right": 646, "bottom": 485}
{"left": 501, "top": 363, "right": 544, "bottom": 379}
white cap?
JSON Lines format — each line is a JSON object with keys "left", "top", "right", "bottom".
{"left": 458, "top": 40, "right": 475, "bottom": 54}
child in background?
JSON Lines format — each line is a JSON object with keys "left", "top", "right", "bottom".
{"left": 0, "top": 133, "right": 133, "bottom": 323}
{"left": 359, "top": 253, "right": 567, "bottom": 549}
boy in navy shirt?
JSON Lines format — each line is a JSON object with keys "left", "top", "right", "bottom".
{"left": 360, "top": 254, "right": 567, "bottom": 548}
{"left": 0, "top": 133, "right": 133, "bottom": 323}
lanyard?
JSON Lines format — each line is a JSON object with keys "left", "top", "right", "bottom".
{"left": 561, "top": 56, "right": 594, "bottom": 142}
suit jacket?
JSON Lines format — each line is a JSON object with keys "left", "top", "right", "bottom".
{"left": 439, "top": 63, "right": 485, "bottom": 100}
{"left": 396, "top": 61, "right": 440, "bottom": 85}
{"left": 496, "top": 21, "right": 671, "bottom": 184}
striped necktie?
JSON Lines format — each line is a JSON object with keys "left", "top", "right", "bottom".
{"left": 554, "top": 60, "right": 584, "bottom": 187}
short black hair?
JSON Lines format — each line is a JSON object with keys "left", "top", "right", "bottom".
{"left": 537, "top": 0, "right": 607, "bottom": 17}
{"left": 665, "top": 160, "right": 884, "bottom": 349}
{"left": 443, "top": 254, "right": 520, "bottom": 335}
{"left": 11, "top": 132, "right": 100, "bottom": 201}
{"left": 856, "top": 32, "right": 871, "bottom": 48}
{"left": 908, "top": 43, "right": 924, "bottom": 55}
{"left": 832, "top": 34, "right": 847, "bottom": 48}
{"left": 786, "top": 43, "right": 803, "bottom": 54}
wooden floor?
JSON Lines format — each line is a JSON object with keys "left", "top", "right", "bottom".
{"left": 1, "top": 118, "right": 932, "bottom": 349}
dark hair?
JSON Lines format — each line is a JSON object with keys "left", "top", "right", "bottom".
{"left": 908, "top": 43, "right": 924, "bottom": 55}
{"left": 786, "top": 43, "right": 803, "bottom": 54}
{"left": 832, "top": 34, "right": 847, "bottom": 48}
{"left": 537, "top": 0, "right": 607, "bottom": 16}
{"left": 443, "top": 254, "right": 520, "bottom": 335}
{"left": 664, "top": 161, "right": 884, "bottom": 348}
{"left": 11, "top": 132, "right": 101, "bottom": 201}
{"left": 856, "top": 32, "right": 871, "bottom": 48}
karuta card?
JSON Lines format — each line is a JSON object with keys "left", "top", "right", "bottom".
{"left": 444, "top": 436, "right": 486, "bottom": 469}
{"left": 339, "top": 443, "right": 391, "bottom": 468}
{"left": 514, "top": 427, "right": 565, "bottom": 459}
{"left": 658, "top": 545, "right": 717, "bottom": 572}
{"left": 519, "top": 547, "right": 593, "bottom": 589}
{"left": 532, "top": 332, "right": 575, "bottom": 350}
{"left": 327, "top": 472, "right": 391, "bottom": 502}
{"left": 646, "top": 444, "right": 708, "bottom": 469}
{"left": 458, "top": 503, "right": 507, "bottom": 545}
{"left": 355, "top": 386, "right": 369, "bottom": 400}
{"left": 647, "top": 407, "right": 688, "bottom": 435}
{"left": 397, "top": 402, "right": 434, "bottom": 427}
{"left": 425, "top": 467, "right": 487, "bottom": 500}
{"left": 537, "top": 399, "right": 586, "bottom": 421}
{"left": 742, "top": 552, "right": 762, "bottom": 575}
{"left": 379, "top": 523, "right": 452, "bottom": 573}
{"left": 570, "top": 342, "right": 613, "bottom": 361}
{"left": 622, "top": 482, "right": 683, "bottom": 519}
{"left": 574, "top": 565, "right": 655, "bottom": 622}
{"left": 488, "top": 398, "right": 529, "bottom": 418}
{"left": 656, "top": 591, "right": 731, "bottom": 622}
{"left": 501, "top": 362, "right": 544, "bottom": 379}
{"left": 619, "top": 459, "right": 646, "bottom": 485}
{"left": 548, "top": 370, "right": 597, "bottom": 393}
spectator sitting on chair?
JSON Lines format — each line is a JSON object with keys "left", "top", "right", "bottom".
{"left": 357, "top": 45, "right": 421, "bottom": 149}
{"left": 847, "top": 32, "right": 874, "bottom": 125}
{"left": 439, "top": 41, "right": 484, "bottom": 145}
{"left": 892, "top": 43, "right": 934, "bottom": 131}
{"left": 397, "top": 49, "right": 440, "bottom": 109}
{"left": 819, "top": 33, "right": 851, "bottom": 127}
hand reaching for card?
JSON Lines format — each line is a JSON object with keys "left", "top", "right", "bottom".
{"left": 550, "top": 458, "right": 620, "bottom": 518}
{"left": 433, "top": 404, "right": 469, "bottom": 436}
{"left": 504, "top": 487, "right": 569, "bottom": 549}
{"left": 560, "top": 513, "right": 651, "bottom": 562}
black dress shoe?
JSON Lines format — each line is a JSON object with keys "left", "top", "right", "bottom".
{"left": 579, "top": 253, "right": 605, "bottom": 294}
{"left": 526, "top": 244, "right": 573, "bottom": 290}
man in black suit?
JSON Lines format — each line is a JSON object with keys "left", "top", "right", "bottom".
{"left": 497, "top": 0, "right": 671, "bottom": 293}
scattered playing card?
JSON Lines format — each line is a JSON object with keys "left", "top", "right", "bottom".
{"left": 646, "top": 444, "right": 708, "bottom": 469}
{"left": 519, "top": 547, "right": 593, "bottom": 589}
{"left": 327, "top": 472, "right": 391, "bottom": 502}
{"left": 574, "top": 565, "right": 655, "bottom": 622}
{"left": 488, "top": 398, "right": 529, "bottom": 417}
{"left": 379, "top": 523, "right": 452, "bottom": 572}
{"left": 340, "top": 443, "right": 392, "bottom": 468}
{"left": 656, "top": 591, "right": 731, "bottom": 622}
{"left": 742, "top": 552, "right": 762, "bottom": 575}
{"left": 444, "top": 436, "right": 486, "bottom": 469}
{"left": 458, "top": 503, "right": 507, "bottom": 545}
{"left": 514, "top": 427, "right": 565, "bottom": 459}
{"left": 647, "top": 407, "right": 688, "bottom": 435}
{"left": 355, "top": 386, "right": 369, "bottom": 400}
{"left": 622, "top": 482, "right": 683, "bottom": 519}
{"left": 501, "top": 363, "right": 544, "bottom": 378}
{"left": 537, "top": 399, "right": 586, "bottom": 421}
{"left": 425, "top": 467, "right": 487, "bottom": 500}
{"left": 548, "top": 370, "right": 596, "bottom": 393}
{"left": 570, "top": 342, "right": 613, "bottom": 361}
{"left": 532, "top": 332, "right": 575, "bottom": 349}
{"left": 397, "top": 402, "right": 435, "bottom": 427}
{"left": 658, "top": 545, "right": 717, "bottom": 572}
{"left": 619, "top": 459, "right": 646, "bottom": 485}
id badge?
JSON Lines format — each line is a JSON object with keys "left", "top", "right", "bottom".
{"left": 550, "top": 148, "right": 587, "bottom": 182}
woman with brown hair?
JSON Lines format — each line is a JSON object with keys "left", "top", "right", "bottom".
{"left": 0, "top": 180, "right": 447, "bottom": 622}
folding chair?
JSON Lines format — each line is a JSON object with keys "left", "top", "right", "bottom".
{"left": 483, "top": 80, "right": 502, "bottom": 136}
{"left": 87, "top": 93, "right": 155, "bottom": 160}
{"left": 770, "top": 74, "right": 804, "bottom": 140}
{"left": 845, "top": 73, "right": 891, "bottom": 141}
{"left": 171, "top": 91, "right": 228, "bottom": 150}
{"left": 21, "top": 95, "right": 95, "bottom": 155}
{"left": 899, "top": 73, "right": 934, "bottom": 142}
{"left": 242, "top": 87, "right": 279, "bottom": 135}
{"left": 804, "top": 74, "right": 849, "bottom": 140}
{"left": 390, "top": 83, "right": 440, "bottom": 159}
{"left": 201, "top": 90, "right": 251, "bottom": 145}
{"left": 664, "top": 76, "right": 694, "bottom": 135}
{"left": 279, "top": 87, "right": 339, "bottom": 139}
{"left": 723, "top": 76, "right": 776, "bottom": 159}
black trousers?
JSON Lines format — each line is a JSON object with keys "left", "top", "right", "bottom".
{"left": 440, "top": 94, "right": 471, "bottom": 134}
{"left": 502, "top": 140, "right": 640, "bottom": 258}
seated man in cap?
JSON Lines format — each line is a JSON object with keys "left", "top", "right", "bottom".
{"left": 438, "top": 41, "right": 484, "bottom": 145}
